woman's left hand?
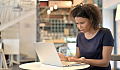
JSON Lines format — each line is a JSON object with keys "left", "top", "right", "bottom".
{"left": 79, "top": 57, "right": 86, "bottom": 63}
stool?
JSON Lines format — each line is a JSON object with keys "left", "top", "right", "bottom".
{"left": 3, "top": 39, "right": 20, "bottom": 67}
{"left": 0, "top": 49, "right": 8, "bottom": 69}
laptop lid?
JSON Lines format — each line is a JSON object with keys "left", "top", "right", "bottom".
{"left": 33, "top": 42, "right": 63, "bottom": 67}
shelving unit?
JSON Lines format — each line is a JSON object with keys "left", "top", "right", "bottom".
{"left": 40, "top": 19, "right": 76, "bottom": 42}
{"left": 49, "top": 19, "right": 65, "bottom": 33}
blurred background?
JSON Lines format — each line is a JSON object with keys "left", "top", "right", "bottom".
{"left": 0, "top": 0, "right": 120, "bottom": 70}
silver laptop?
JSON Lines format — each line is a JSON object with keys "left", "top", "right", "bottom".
{"left": 33, "top": 42, "right": 81, "bottom": 67}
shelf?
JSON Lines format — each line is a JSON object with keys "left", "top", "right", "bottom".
{"left": 40, "top": 19, "right": 76, "bottom": 41}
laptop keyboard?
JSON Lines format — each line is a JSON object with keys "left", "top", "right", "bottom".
{"left": 62, "top": 61, "right": 81, "bottom": 67}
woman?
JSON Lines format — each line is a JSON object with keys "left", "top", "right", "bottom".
{"left": 58, "top": 3, "right": 114, "bottom": 70}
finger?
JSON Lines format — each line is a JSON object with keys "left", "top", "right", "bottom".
{"left": 76, "top": 58, "right": 82, "bottom": 62}
{"left": 68, "top": 57, "right": 73, "bottom": 61}
{"left": 68, "top": 57, "right": 77, "bottom": 62}
{"left": 58, "top": 52, "right": 61, "bottom": 54}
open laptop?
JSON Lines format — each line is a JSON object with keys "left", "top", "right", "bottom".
{"left": 33, "top": 42, "right": 81, "bottom": 67}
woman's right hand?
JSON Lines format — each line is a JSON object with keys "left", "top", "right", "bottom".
{"left": 68, "top": 57, "right": 78, "bottom": 62}
{"left": 58, "top": 52, "right": 68, "bottom": 61}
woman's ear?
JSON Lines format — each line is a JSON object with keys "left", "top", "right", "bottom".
{"left": 89, "top": 19, "right": 93, "bottom": 24}
{"left": 89, "top": 19, "right": 95, "bottom": 29}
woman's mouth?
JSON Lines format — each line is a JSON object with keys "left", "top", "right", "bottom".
{"left": 80, "top": 30, "right": 84, "bottom": 32}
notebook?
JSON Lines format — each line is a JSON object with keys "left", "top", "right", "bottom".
{"left": 33, "top": 42, "right": 81, "bottom": 67}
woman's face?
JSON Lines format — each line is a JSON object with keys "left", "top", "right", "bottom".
{"left": 75, "top": 17, "right": 93, "bottom": 33}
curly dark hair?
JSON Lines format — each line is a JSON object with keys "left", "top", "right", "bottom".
{"left": 70, "top": 3, "right": 102, "bottom": 30}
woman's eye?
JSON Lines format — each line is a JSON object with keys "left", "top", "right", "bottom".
{"left": 80, "top": 22, "right": 84, "bottom": 24}
{"left": 76, "top": 22, "right": 84, "bottom": 25}
{"left": 76, "top": 23, "right": 78, "bottom": 24}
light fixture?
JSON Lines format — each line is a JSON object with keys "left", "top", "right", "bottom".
{"left": 47, "top": 10, "right": 51, "bottom": 14}
{"left": 94, "top": 3, "right": 98, "bottom": 7}
{"left": 12, "top": 4, "right": 22, "bottom": 11}
{"left": 47, "top": 3, "right": 58, "bottom": 15}
{"left": 80, "top": 3, "right": 83, "bottom": 6}
{"left": 115, "top": 4, "right": 120, "bottom": 21}
{"left": 13, "top": 0, "right": 22, "bottom": 11}
{"left": 50, "top": 7, "right": 53, "bottom": 11}
{"left": 67, "top": 1, "right": 72, "bottom": 6}
{"left": 54, "top": 3, "right": 57, "bottom": 10}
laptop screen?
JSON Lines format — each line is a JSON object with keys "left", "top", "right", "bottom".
{"left": 33, "top": 42, "right": 63, "bottom": 67}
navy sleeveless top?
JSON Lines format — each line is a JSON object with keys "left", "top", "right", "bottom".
{"left": 76, "top": 28, "right": 114, "bottom": 70}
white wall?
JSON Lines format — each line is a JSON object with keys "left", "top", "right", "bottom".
{"left": 102, "top": 0, "right": 120, "bottom": 36}
{"left": 19, "top": 14, "right": 36, "bottom": 58}
{"left": 102, "top": 9, "right": 114, "bottom": 35}
{"left": 1, "top": 24, "right": 19, "bottom": 39}
{"left": 103, "top": 0, "right": 120, "bottom": 9}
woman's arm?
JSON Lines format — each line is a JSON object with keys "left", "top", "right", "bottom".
{"left": 80, "top": 46, "right": 113, "bottom": 67}
{"left": 75, "top": 47, "right": 80, "bottom": 58}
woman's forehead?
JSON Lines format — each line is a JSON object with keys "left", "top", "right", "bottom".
{"left": 75, "top": 17, "right": 88, "bottom": 21}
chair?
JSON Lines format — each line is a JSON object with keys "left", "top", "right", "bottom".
{"left": 111, "top": 54, "right": 120, "bottom": 61}
{"left": 0, "top": 43, "right": 8, "bottom": 69}
{"left": 3, "top": 39, "right": 20, "bottom": 67}
{"left": 110, "top": 54, "right": 120, "bottom": 70}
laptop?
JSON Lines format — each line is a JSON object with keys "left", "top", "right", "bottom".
{"left": 33, "top": 42, "right": 81, "bottom": 67}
